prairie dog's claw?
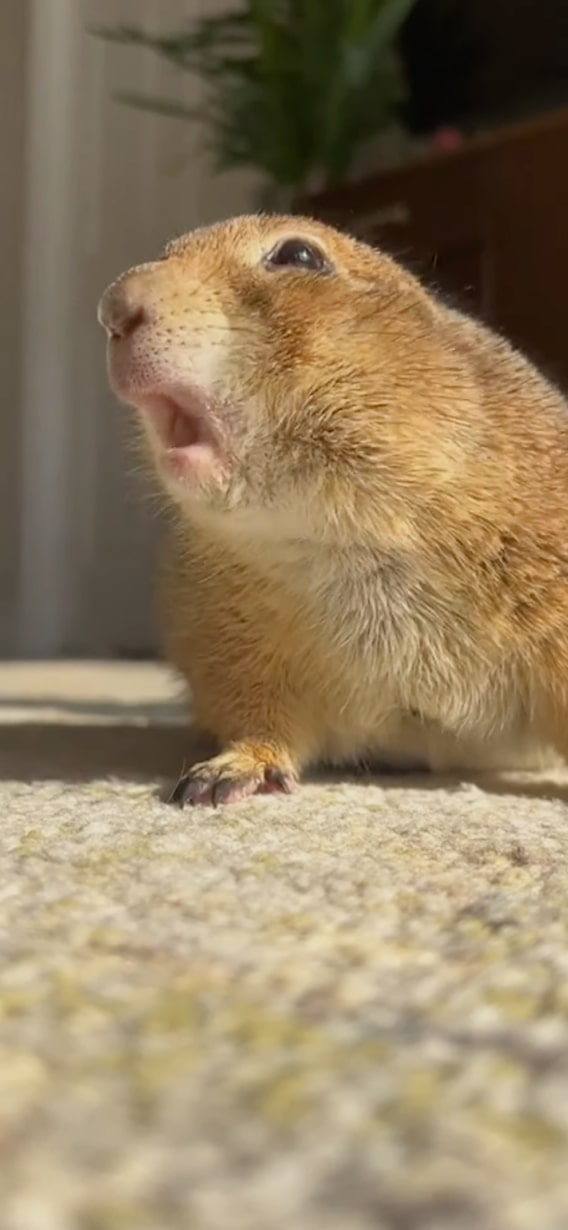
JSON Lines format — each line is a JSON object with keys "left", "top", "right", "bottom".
{"left": 168, "top": 750, "right": 298, "bottom": 809}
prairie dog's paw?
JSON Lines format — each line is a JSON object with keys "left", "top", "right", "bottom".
{"left": 168, "top": 743, "right": 298, "bottom": 808}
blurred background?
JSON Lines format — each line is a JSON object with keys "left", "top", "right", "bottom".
{"left": 1, "top": 0, "right": 567, "bottom": 660}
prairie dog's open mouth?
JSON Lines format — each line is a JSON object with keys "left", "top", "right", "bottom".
{"left": 132, "top": 390, "right": 226, "bottom": 483}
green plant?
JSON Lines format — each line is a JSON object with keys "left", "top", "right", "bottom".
{"left": 95, "top": 0, "right": 418, "bottom": 195}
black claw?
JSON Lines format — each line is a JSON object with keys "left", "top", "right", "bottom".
{"left": 168, "top": 763, "right": 296, "bottom": 810}
{"left": 211, "top": 777, "right": 238, "bottom": 807}
{"left": 168, "top": 774, "right": 210, "bottom": 808}
{"left": 168, "top": 775, "right": 190, "bottom": 807}
{"left": 265, "top": 767, "right": 296, "bottom": 794}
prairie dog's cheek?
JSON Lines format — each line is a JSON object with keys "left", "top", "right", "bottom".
{"left": 160, "top": 313, "right": 234, "bottom": 394}
{"left": 109, "top": 306, "right": 235, "bottom": 401}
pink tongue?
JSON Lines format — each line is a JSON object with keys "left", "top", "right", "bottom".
{"left": 171, "top": 408, "right": 197, "bottom": 448}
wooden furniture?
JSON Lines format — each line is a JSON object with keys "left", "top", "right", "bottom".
{"left": 298, "top": 108, "right": 568, "bottom": 390}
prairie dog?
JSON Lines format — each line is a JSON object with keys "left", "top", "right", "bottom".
{"left": 98, "top": 214, "right": 567, "bottom": 805}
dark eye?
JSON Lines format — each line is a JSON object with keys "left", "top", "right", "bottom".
{"left": 263, "top": 237, "right": 331, "bottom": 273}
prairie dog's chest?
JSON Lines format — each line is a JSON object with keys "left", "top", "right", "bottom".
{"left": 274, "top": 544, "right": 494, "bottom": 726}
{"left": 181, "top": 530, "right": 418, "bottom": 687}
{"left": 173, "top": 524, "right": 519, "bottom": 742}
{"left": 272, "top": 544, "right": 426, "bottom": 688}
{"left": 289, "top": 545, "right": 420, "bottom": 650}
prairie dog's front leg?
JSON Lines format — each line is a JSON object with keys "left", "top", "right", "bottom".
{"left": 169, "top": 666, "right": 314, "bottom": 807}
{"left": 162, "top": 543, "right": 318, "bottom": 807}
{"left": 168, "top": 643, "right": 313, "bottom": 807}
{"left": 170, "top": 739, "right": 300, "bottom": 807}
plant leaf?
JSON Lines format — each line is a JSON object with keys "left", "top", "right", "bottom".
{"left": 93, "top": 0, "right": 420, "bottom": 191}
{"left": 114, "top": 92, "right": 203, "bottom": 123}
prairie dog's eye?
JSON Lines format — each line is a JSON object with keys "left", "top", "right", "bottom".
{"left": 263, "top": 237, "right": 331, "bottom": 273}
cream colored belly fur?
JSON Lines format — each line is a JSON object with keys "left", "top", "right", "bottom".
{"left": 163, "top": 524, "right": 564, "bottom": 777}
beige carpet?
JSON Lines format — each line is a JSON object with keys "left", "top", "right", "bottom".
{"left": 1, "top": 662, "right": 567, "bottom": 1230}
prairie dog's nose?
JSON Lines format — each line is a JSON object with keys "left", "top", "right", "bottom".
{"left": 98, "top": 274, "right": 151, "bottom": 340}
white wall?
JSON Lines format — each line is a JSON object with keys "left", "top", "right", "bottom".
{"left": 0, "top": 0, "right": 28, "bottom": 652}
{"left": 15, "top": 0, "right": 260, "bottom": 658}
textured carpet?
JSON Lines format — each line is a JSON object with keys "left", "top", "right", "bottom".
{"left": 0, "top": 663, "right": 567, "bottom": 1230}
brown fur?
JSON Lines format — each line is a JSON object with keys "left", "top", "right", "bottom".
{"left": 98, "top": 214, "right": 568, "bottom": 804}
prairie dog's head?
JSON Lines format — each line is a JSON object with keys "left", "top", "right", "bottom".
{"left": 98, "top": 214, "right": 472, "bottom": 544}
